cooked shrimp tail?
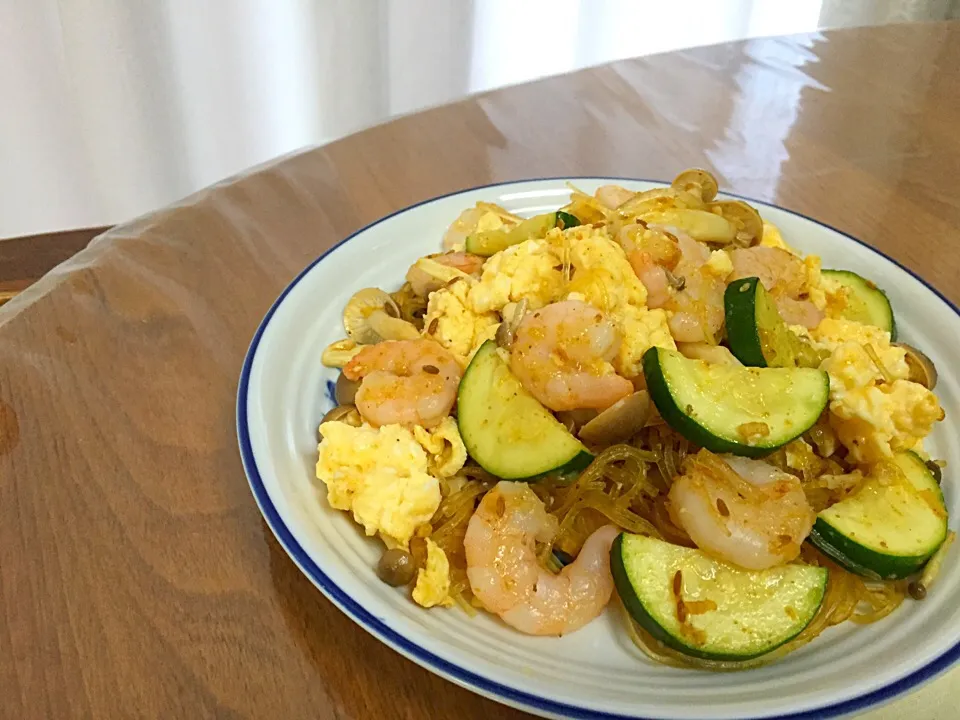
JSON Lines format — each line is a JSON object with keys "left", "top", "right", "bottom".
{"left": 464, "top": 481, "right": 618, "bottom": 636}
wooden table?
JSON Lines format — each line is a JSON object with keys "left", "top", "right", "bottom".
{"left": 2, "top": 22, "right": 960, "bottom": 720}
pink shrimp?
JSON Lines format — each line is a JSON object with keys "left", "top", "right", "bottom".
{"left": 465, "top": 481, "right": 619, "bottom": 636}
{"left": 669, "top": 451, "right": 815, "bottom": 570}
{"left": 342, "top": 339, "right": 462, "bottom": 428}
{"left": 509, "top": 300, "right": 634, "bottom": 412}
{"left": 626, "top": 227, "right": 726, "bottom": 343}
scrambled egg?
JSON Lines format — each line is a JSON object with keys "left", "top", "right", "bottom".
{"left": 468, "top": 239, "right": 564, "bottom": 313}
{"left": 316, "top": 422, "right": 441, "bottom": 548}
{"left": 561, "top": 225, "right": 663, "bottom": 377}
{"left": 759, "top": 221, "right": 796, "bottom": 254}
{"left": 466, "top": 322, "right": 500, "bottom": 364}
{"left": 616, "top": 305, "right": 676, "bottom": 377}
{"left": 810, "top": 318, "right": 942, "bottom": 462}
{"left": 829, "top": 380, "right": 943, "bottom": 464}
{"left": 423, "top": 278, "right": 499, "bottom": 363}
{"left": 811, "top": 318, "right": 909, "bottom": 386}
{"left": 412, "top": 538, "right": 453, "bottom": 608}
{"left": 566, "top": 227, "right": 648, "bottom": 310}
{"left": 703, "top": 249, "right": 733, "bottom": 279}
{"left": 412, "top": 417, "right": 468, "bottom": 478}
{"left": 803, "top": 255, "right": 827, "bottom": 311}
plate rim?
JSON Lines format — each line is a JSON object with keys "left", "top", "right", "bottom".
{"left": 236, "top": 176, "right": 960, "bottom": 720}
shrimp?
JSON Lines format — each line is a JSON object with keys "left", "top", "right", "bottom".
{"left": 729, "top": 247, "right": 824, "bottom": 328}
{"left": 626, "top": 227, "right": 726, "bottom": 343}
{"left": 668, "top": 450, "right": 815, "bottom": 570}
{"left": 464, "top": 481, "right": 619, "bottom": 636}
{"left": 509, "top": 299, "right": 634, "bottom": 411}
{"left": 776, "top": 296, "right": 825, "bottom": 329}
{"left": 406, "top": 251, "right": 485, "bottom": 297}
{"left": 342, "top": 339, "right": 461, "bottom": 428}
{"left": 622, "top": 223, "right": 681, "bottom": 308}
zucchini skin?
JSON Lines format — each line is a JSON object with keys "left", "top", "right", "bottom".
{"left": 517, "top": 449, "right": 594, "bottom": 483}
{"left": 457, "top": 341, "right": 592, "bottom": 480}
{"left": 642, "top": 348, "right": 820, "bottom": 457}
{"left": 808, "top": 452, "right": 947, "bottom": 579}
{"left": 821, "top": 269, "right": 897, "bottom": 340}
{"left": 609, "top": 534, "right": 717, "bottom": 658}
{"left": 466, "top": 211, "right": 577, "bottom": 256}
{"left": 611, "top": 534, "right": 827, "bottom": 661}
{"left": 808, "top": 520, "right": 927, "bottom": 580}
{"left": 724, "top": 277, "right": 768, "bottom": 367}
{"left": 556, "top": 211, "right": 581, "bottom": 229}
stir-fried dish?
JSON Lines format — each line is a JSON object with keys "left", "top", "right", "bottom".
{"left": 316, "top": 169, "right": 952, "bottom": 669}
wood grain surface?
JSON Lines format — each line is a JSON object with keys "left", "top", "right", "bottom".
{"left": 0, "top": 227, "right": 109, "bottom": 304}
{"left": 2, "top": 22, "right": 960, "bottom": 720}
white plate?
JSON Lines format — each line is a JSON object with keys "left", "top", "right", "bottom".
{"left": 237, "top": 179, "right": 960, "bottom": 720}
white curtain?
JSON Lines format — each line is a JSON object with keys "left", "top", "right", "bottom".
{"left": 1, "top": 0, "right": 955, "bottom": 238}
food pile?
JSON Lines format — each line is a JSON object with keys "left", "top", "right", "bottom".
{"left": 315, "top": 169, "right": 950, "bottom": 668}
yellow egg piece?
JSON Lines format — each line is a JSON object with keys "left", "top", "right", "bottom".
{"left": 412, "top": 538, "right": 454, "bottom": 608}
{"left": 316, "top": 422, "right": 442, "bottom": 548}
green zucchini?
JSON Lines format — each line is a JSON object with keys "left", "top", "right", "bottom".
{"left": 465, "top": 211, "right": 580, "bottom": 257}
{"left": 457, "top": 341, "right": 592, "bottom": 480}
{"left": 821, "top": 269, "right": 896, "bottom": 339}
{"left": 612, "top": 534, "right": 827, "bottom": 661}
{"left": 725, "top": 276, "right": 801, "bottom": 367}
{"left": 642, "top": 347, "right": 829, "bottom": 456}
{"left": 809, "top": 451, "right": 948, "bottom": 579}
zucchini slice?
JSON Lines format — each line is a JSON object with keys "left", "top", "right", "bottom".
{"left": 612, "top": 534, "right": 827, "bottom": 661}
{"left": 809, "top": 451, "right": 948, "bottom": 579}
{"left": 821, "top": 269, "right": 896, "bottom": 339}
{"left": 457, "top": 341, "right": 592, "bottom": 480}
{"left": 642, "top": 347, "right": 829, "bottom": 456}
{"left": 725, "top": 276, "right": 802, "bottom": 368}
{"left": 465, "top": 211, "right": 579, "bottom": 257}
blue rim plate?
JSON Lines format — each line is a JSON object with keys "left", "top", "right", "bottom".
{"left": 238, "top": 178, "right": 960, "bottom": 720}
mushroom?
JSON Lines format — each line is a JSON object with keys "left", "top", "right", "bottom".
{"left": 556, "top": 408, "right": 599, "bottom": 434}
{"left": 322, "top": 338, "right": 362, "bottom": 368}
{"left": 617, "top": 187, "right": 685, "bottom": 217}
{"left": 640, "top": 208, "right": 737, "bottom": 244}
{"left": 896, "top": 343, "right": 938, "bottom": 389}
{"left": 366, "top": 310, "right": 421, "bottom": 341}
{"left": 376, "top": 548, "right": 417, "bottom": 586}
{"left": 708, "top": 200, "right": 763, "bottom": 247}
{"left": 335, "top": 373, "right": 361, "bottom": 406}
{"left": 405, "top": 256, "right": 474, "bottom": 297}
{"left": 577, "top": 391, "right": 652, "bottom": 446}
{"left": 671, "top": 168, "right": 719, "bottom": 203}
{"left": 495, "top": 322, "right": 514, "bottom": 349}
{"left": 495, "top": 298, "right": 529, "bottom": 349}
{"left": 343, "top": 288, "right": 404, "bottom": 344}
{"left": 676, "top": 342, "right": 743, "bottom": 366}
{"left": 320, "top": 404, "right": 363, "bottom": 427}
